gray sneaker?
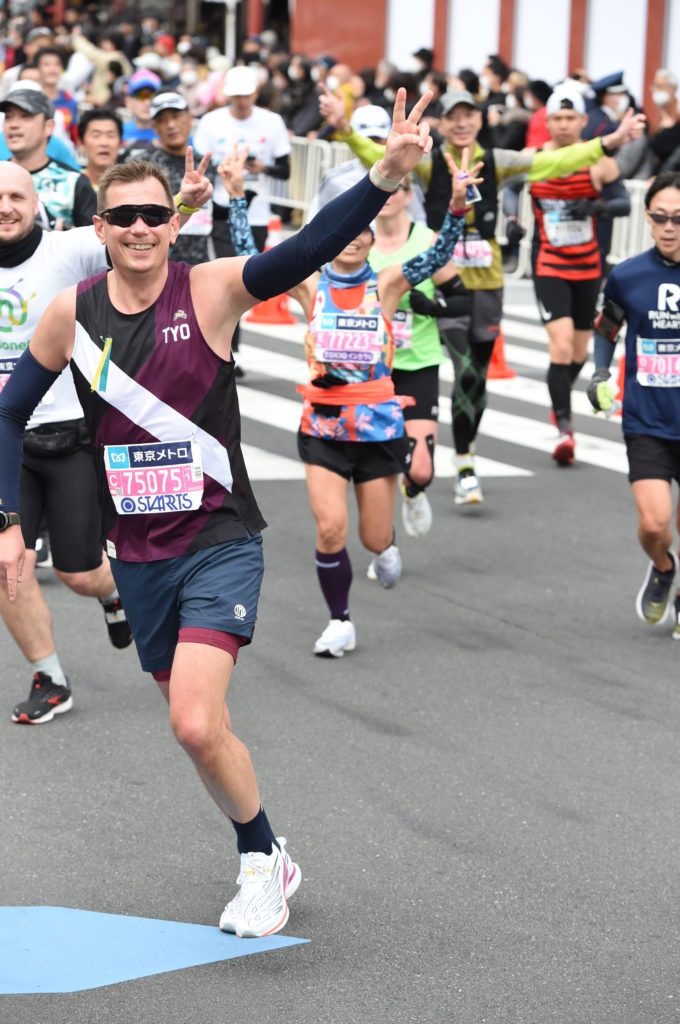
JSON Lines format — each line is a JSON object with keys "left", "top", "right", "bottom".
{"left": 636, "top": 551, "right": 678, "bottom": 625}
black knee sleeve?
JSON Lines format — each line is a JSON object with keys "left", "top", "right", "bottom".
{"left": 404, "top": 434, "right": 435, "bottom": 496}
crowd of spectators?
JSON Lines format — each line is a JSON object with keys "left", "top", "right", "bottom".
{"left": 0, "top": 7, "right": 677, "bottom": 193}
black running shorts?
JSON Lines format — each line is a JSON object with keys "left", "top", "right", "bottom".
{"left": 625, "top": 433, "right": 680, "bottom": 484}
{"left": 534, "top": 275, "right": 601, "bottom": 330}
{"left": 20, "top": 445, "right": 104, "bottom": 573}
{"left": 297, "top": 431, "right": 410, "bottom": 482}
{"left": 392, "top": 365, "right": 440, "bottom": 421}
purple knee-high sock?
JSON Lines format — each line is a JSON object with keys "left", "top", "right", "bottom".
{"left": 315, "top": 548, "right": 352, "bottom": 621}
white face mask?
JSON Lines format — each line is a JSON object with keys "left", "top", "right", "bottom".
{"left": 326, "top": 75, "right": 340, "bottom": 92}
{"left": 288, "top": 66, "right": 303, "bottom": 82}
{"left": 180, "top": 69, "right": 198, "bottom": 87}
{"left": 418, "top": 80, "right": 430, "bottom": 96}
{"left": 383, "top": 88, "right": 396, "bottom": 102}
{"left": 479, "top": 74, "right": 492, "bottom": 96}
{"left": 613, "top": 94, "right": 630, "bottom": 116}
{"left": 505, "top": 93, "right": 518, "bottom": 110}
{"left": 177, "top": 41, "right": 192, "bottom": 55}
{"left": 162, "top": 58, "right": 182, "bottom": 79}
{"left": 403, "top": 57, "right": 424, "bottom": 75}
{"left": 653, "top": 88, "right": 671, "bottom": 107}
{"left": 311, "top": 66, "right": 322, "bottom": 83}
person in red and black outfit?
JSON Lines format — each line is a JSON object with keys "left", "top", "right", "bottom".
{"left": 530, "top": 90, "right": 632, "bottom": 465}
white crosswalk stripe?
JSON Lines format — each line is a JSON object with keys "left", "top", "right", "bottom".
{"left": 236, "top": 304, "right": 628, "bottom": 481}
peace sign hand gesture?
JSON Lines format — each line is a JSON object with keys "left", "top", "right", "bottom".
{"left": 375, "top": 87, "right": 434, "bottom": 182}
{"left": 444, "top": 148, "right": 484, "bottom": 210}
{"left": 217, "top": 145, "right": 249, "bottom": 199}
{"left": 178, "top": 146, "right": 213, "bottom": 210}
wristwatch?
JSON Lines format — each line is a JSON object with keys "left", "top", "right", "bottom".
{"left": 0, "top": 511, "right": 20, "bottom": 531}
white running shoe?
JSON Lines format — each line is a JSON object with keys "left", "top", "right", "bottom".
{"left": 368, "top": 544, "right": 402, "bottom": 588}
{"left": 366, "top": 561, "right": 377, "bottom": 581}
{"left": 401, "top": 489, "right": 433, "bottom": 538}
{"left": 453, "top": 468, "right": 483, "bottom": 506}
{"left": 219, "top": 839, "right": 300, "bottom": 938}
{"left": 313, "top": 618, "right": 356, "bottom": 657}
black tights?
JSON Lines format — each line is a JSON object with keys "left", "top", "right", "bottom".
{"left": 441, "top": 328, "right": 496, "bottom": 454}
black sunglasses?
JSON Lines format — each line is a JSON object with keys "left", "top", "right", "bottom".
{"left": 100, "top": 204, "right": 174, "bottom": 228}
{"left": 649, "top": 212, "right": 680, "bottom": 226}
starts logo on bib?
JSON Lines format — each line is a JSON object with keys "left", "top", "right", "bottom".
{"left": 234, "top": 604, "right": 246, "bottom": 621}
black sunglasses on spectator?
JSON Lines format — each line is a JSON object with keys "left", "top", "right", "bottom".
{"left": 649, "top": 212, "right": 680, "bottom": 226}
{"left": 100, "top": 205, "right": 174, "bottom": 228}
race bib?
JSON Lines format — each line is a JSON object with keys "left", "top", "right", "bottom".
{"left": 453, "top": 237, "right": 493, "bottom": 269}
{"left": 392, "top": 309, "right": 413, "bottom": 349}
{"left": 313, "top": 312, "right": 383, "bottom": 365}
{"left": 179, "top": 203, "right": 213, "bottom": 237}
{"left": 636, "top": 337, "right": 680, "bottom": 388}
{"left": 104, "top": 439, "right": 204, "bottom": 515}
{"left": 0, "top": 356, "right": 16, "bottom": 394}
{"left": 544, "top": 211, "right": 593, "bottom": 248}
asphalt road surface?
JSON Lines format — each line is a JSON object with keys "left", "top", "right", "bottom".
{"left": 3, "top": 282, "right": 680, "bottom": 1023}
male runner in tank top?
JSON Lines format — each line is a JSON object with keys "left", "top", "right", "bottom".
{"left": 530, "top": 89, "right": 631, "bottom": 465}
{"left": 0, "top": 155, "right": 211, "bottom": 725}
{"left": 0, "top": 89, "right": 436, "bottom": 936}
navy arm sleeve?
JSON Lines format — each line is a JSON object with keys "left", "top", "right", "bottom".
{"left": 0, "top": 349, "right": 61, "bottom": 512}
{"left": 242, "top": 172, "right": 391, "bottom": 301}
{"left": 402, "top": 210, "right": 465, "bottom": 287}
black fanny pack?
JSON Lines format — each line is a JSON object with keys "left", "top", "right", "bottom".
{"left": 23, "top": 418, "right": 90, "bottom": 457}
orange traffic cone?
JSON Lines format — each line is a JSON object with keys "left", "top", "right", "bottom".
{"left": 265, "top": 214, "right": 284, "bottom": 247}
{"left": 245, "top": 216, "right": 296, "bottom": 324}
{"left": 615, "top": 354, "right": 625, "bottom": 402}
{"left": 246, "top": 294, "right": 297, "bottom": 325}
{"left": 487, "top": 332, "right": 516, "bottom": 380}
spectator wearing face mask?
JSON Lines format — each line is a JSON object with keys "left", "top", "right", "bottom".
{"left": 485, "top": 69, "right": 530, "bottom": 150}
{"left": 288, "top": 55, "right": 335, "bottom": 136}
{"left": 479, "top": 54, "right": 510, "bottom": 112}
{"left": 651, "top": 68, "right": 679, "bottom": 129}
{"left": 650, "top": 71, "right": 680, "bottom": 173}
{"left": 584, "top": 72, "right": 629, "bottom": 139}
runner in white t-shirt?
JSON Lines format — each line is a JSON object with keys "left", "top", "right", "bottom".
{"left": 193, "top": 66, "right": 291, "bottom": 371}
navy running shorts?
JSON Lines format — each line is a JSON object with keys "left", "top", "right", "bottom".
{"left": 625, "top": 433, "right": 680, "bottom": 485}
{"left": 297, "top": 431, "right": 410, "bottom": 482}
{"left": 109, "top": 534, "right": 264, "bottom": 673}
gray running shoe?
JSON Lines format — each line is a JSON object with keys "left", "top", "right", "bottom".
{"left": 453, "top": 468, "right": 483, "bottom": 506}
{"left": 636, "top": 551, "right": 678, "bottom": 625}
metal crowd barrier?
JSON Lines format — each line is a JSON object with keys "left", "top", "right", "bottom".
{"left": 265, "top": 137, "right": 653, "bottom": 264}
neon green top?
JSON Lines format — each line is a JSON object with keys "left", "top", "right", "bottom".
{"left": 369, "top": 222, "right": 443, "bottom": 371}
{"left": 339, "top": 133, "right": 608, "bottom": 290}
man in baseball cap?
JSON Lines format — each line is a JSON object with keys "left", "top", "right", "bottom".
{"left": 122, "top": 69, "right": 162, "bottom": 147}
{"left": 0, "top": 81, "right": 54, "bottom": 119}
{"left": 125, "top": 91, "right": 213, "bottom": 266}
{"left": 439, "top": 89, "right": 479, "bottom": 116}
{"left": 1, "top": 81, "right": 96, "bottom": 230}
